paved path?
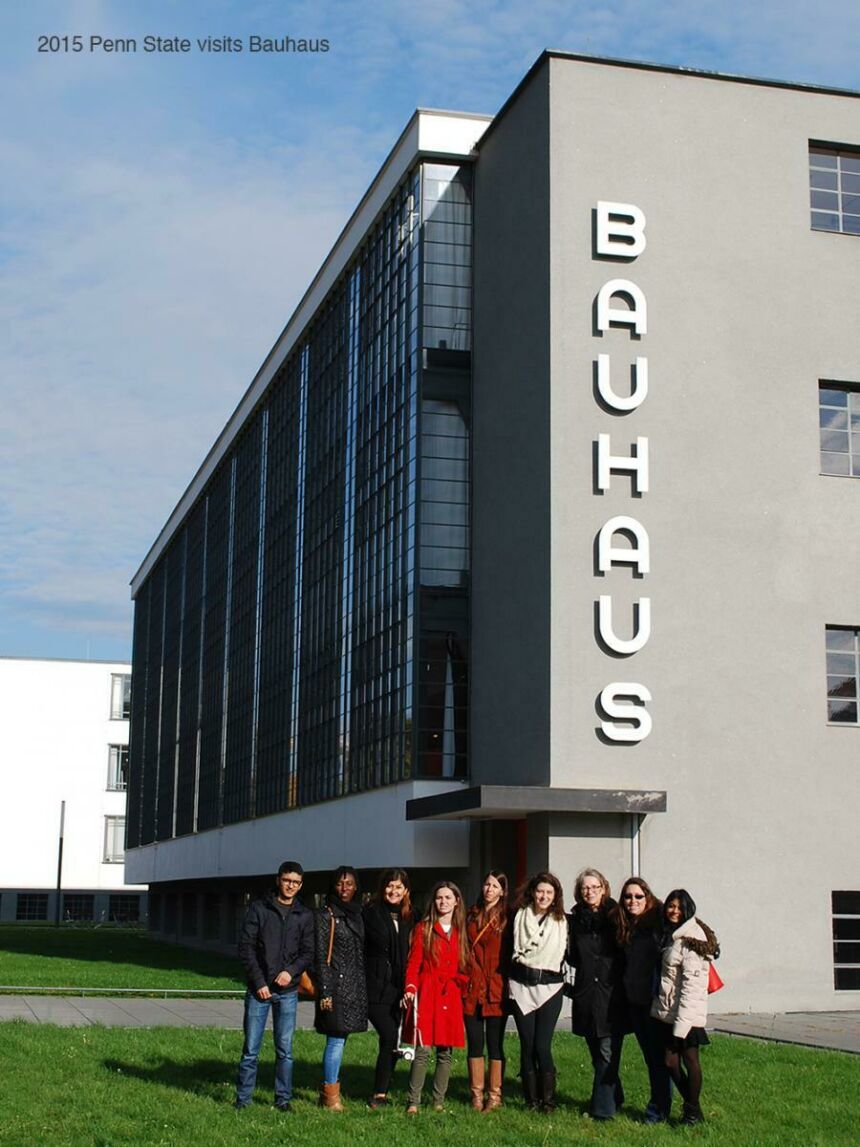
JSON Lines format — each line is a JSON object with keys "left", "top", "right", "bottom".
{"left": 2, "top": 995, "right": 858, "bottom": 1053}
{"left": 710, "top": 1011, "right": 860, "bottom": 1055}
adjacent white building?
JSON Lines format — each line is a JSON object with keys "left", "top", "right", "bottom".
{"left": 0, "top": 657, "right": 147, "bottom": 923}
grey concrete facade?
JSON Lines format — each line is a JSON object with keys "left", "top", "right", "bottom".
{"left": 470, "top": 55, "right": 860, "bottom": 1011}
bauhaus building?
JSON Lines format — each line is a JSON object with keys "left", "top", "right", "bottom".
{"left": 127, "top": 52, "right": 860, "bottom": 1011}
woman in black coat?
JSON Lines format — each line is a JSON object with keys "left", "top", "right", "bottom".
{"left": 315, "top": 865, "right": 368, "bottom": 1109}
{"left": 363, "top": 868, "right": 413, "bottom": 1108}
{"left": 567, "top": 868, "right": 626, "bottom": 1120}
{"left": 616, "top": 876, "right": 671, "bottom": 1123}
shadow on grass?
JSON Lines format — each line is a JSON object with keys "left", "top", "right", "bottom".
{"left": 101, "top": 1052, "right": 606, "bottom": 1116}
{"left": 0, "top": 925, "right": 241, "bottom": 982}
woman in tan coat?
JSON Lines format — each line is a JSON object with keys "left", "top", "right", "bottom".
{"left": 651, "top": 889, "right": 719, "bottom": 1126}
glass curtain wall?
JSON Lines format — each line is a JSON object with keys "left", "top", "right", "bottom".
{"left": 128, "top": 160, "right": 471, "bottom": 847}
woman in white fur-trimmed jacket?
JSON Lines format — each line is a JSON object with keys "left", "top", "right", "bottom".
{"left": 651, "top": 889, "right": 719, "bottom": 1126}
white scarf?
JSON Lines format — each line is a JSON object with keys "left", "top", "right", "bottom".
{"left": 512, "top": 906, "right": 567, "bottom": 971}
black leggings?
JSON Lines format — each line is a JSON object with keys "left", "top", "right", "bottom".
{"left": 666, "top": 1046, "right": 703, "bottom": 1107}
{"left": 464, "top": 1007, "right": 506, "bottom": 1060}
{"left": 510, "top": 991, "right": 563, "bottom": 1076}
{"left": 367, "top": 1001, "right": 400, "bottom": 1095}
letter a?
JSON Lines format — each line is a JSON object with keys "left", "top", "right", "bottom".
{"left": 596, "top": 279, "right": 647, "bottom": 336}
{"left": 597, "top": 516, "right": 650, "bottom": 575}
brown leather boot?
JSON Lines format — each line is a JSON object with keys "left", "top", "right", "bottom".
{"left": 483, "top": 1059, "right": 503, "bottom": 1111}
{"left": 467, "top": 1057, "right": 485, "bottom": 1110}
{"left": 319, "top": 1082, "right": 344, "bottom": 1111}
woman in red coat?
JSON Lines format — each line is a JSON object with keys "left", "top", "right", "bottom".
{"left": 402, "top": 881, "right": 469, "bottom": 1113}
{"left": 463, "top": 870, "right": 510, "bottom": 1111}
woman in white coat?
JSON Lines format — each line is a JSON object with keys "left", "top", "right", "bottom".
{"left": 651, "top": 889, "right": 719, "bottom": 1126}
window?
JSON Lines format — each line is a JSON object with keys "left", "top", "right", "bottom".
{"left": 825, "top": 627, "right": 860, "bottom": 723}
{"left": 833, "top": 891, "right": 860, "bottom": 990}
{"left": 820, "top": 383, "right": 860, "bottom": 476}
{"left": 107, "top": 744, "right": 129, "bottom": 791}
{"left": 104, "top": 816, "right": 126, "bottom": 863}
{"left": 17, "top": 893, "right": 48, "bottom": 921}
{"left": 810, "top": 145, "right": 860, "bottom": 235}
{"left": 108, "top": 894, "right": 141, "bottom": 923}
{"left": 110, "top": 673, "right": 131, "bottom": 720}
{"left": 63, "top": 894, "right": 94, "bottom": 922}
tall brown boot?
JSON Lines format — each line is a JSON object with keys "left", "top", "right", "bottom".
{"left": 483, "top": 1059, "right": 503, "bottom": 1111}
{"left": 319, "top": 1082, "right": 344, "bottom": 1111}
{"left": 467, "top": 1057, "right": 485, "bottom": 1110}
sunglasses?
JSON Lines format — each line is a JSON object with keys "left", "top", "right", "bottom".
{"left": 623, "top": 893, "right": 646, "bottom": 900}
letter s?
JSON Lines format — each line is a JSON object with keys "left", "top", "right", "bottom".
{"left": 598, "top": 682, "right": 652, "bottom": 742}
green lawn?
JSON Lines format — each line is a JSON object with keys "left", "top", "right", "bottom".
{"left": 0, "top": 926, "right": 243, "bottom": 992}
{"left": 0, "top": 1026, "right": 857, "bottom": 1146}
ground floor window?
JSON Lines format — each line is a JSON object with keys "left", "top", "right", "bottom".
{"left": 16, "top": 893, "right": 48, "bottom": 921}
{"left": 62, "top": 894, "right": 95, "bottom": 922}
{"left": 108, "top": 894, "right": 140, "bottom": 923}
{"left": 833, "top": 891, "right": 860, "bottom": 990}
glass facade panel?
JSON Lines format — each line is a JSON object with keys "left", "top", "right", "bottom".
{"left": 810, "top": 145, "right": 860, "bottom": 235}
{"left": 820, "top": 383, "right": 860, "bottom": 476}
{"left": 128, "top": 159, "right": 473, "bottom": 842}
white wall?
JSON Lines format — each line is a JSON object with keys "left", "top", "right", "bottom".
{"left": 0, "top": 657, "right": 145, "bottom": 895}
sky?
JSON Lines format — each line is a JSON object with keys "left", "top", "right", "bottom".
{"left": 2, "top": 0, "right": 859, "bottom": 662}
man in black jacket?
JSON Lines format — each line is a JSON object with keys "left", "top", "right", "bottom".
{"left": 235, "top": 860, "right": 314, "bottom": 1111}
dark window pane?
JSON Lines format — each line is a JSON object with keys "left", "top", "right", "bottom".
{"left": 827, "top": 675, "right": 857, "bottom": 698}
{"left": 841, "top": 153, "right": 860, "bottom": 174}
{"left": 842, "top": 173, "right": 860, "bottom": 194}
{"left": 812, "top": 212, "right": 840, "bottom": 231}
{"left": 833, "top": 891, "right": 860, "bottom": 914}
{"left": 810, "top": 149, "right": 838, "bottom": 168}
{"left": 820, "top": 429, "right": 849, "bottom": 453}
{"left": 834, "top": 942, "right": 860, "bottom": 962}
{"left": 828, "top": 699, "right": 858, "bottom": 722}
{"left": 835, "top": 967, "right": 860, "bottom": 989}
{"left": 843, "top": 215, "right": 860, "bottom": 235}
{"left": 834, "top": 918, "right": 860, "bottom": 940}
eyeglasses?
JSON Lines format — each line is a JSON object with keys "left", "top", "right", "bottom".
{"left": 623, "top": 893, "right": 646, "bottom": 901}
{"left": 581, "top": 886, "right": 603, "bottom": 894}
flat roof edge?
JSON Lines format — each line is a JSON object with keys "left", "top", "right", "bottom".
{"left": 130, "top": 109, "right": 491, "bottom": 596}
{"left": 406, "top": 785, "right": 668, "bottom": 820}
{"left": 478, "top": 49, "right": 860, "bottom": 151}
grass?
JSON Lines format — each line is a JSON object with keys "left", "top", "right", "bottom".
{"left": 0, "top": 926, "right": 243, "bottom": 992}
{"left": 0, "top": 1025, "right": 857, "bottom": 1146}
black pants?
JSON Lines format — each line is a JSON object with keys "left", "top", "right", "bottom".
{"left": 510, "top": 990, "right": 563, "bottom": 1076}
{"left": 464, "top": 1007, "right": 506, "bottom": 1060}
{"left": 367, "top": 1001, "right": 400, "bottom": 1094}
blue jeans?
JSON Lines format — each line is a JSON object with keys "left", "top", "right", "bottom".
{"left": 236, "top": 988, "right": 298, "bottom": 1107}
{"left": 323, "top": 1035, "right": 347, "bottom": 1084}
{"left": 585, "top": 1033, "right": 625, "bottom": 1119}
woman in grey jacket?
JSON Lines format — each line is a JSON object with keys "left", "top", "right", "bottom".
{"left": 651, "top": 889, "right": 719, "bottom": 1126}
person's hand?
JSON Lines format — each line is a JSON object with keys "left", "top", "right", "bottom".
{"left": 401, "top": 991, "right": 415, "bottom": 1008}
{"left": 320, "top": 996, "right": 333, "bottom": 1011}
{"left": 256, "top": 985, "right": 272, "bottom": 1001}
{"left": 274, "top": 971, "right": 292, "bottom": 987}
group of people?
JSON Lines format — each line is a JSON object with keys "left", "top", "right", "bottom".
{"left": 235, "top": 860, "right": 720, "bottom": 1125}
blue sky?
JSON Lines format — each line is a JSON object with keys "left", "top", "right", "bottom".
{"left": 2, "top": 0, "right": 858, "bottom": 661}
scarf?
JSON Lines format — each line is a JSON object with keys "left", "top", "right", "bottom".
{"left": 512, "top": 906, "right": 567, "bottom": 971}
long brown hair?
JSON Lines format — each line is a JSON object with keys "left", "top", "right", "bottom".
{"left": 515, "top": 871, "right": 566, "bottom": 921}
{"left": 468, "top": 869, "right": 509, "bottom": 933}
{"left": 615, "top": 876, "right": 661, "bottom": 946}
{"left": 374, "top": 867, "right": 413, "bottom": 922}
{"left": 421, "top": 880, "right": 469, "bottom": 970}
